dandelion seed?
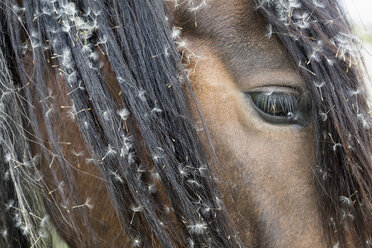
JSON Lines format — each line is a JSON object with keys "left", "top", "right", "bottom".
{"left": 341, "top": 210, "right": 355, "bottom": 221}
{"left": 40, "top": 215, "right": 49, "bottom": 227}
{"left": 66, "top": 103, "right": 77, "bottom": 120}
{"left": 83, "top": 121, "right": 89, "bottom": 128}
{"left": 187, "top": 179, "right": 201, "bottom": 187}
{"left": 85, "top": 158, "right": 99, "bottom": 165}
{"left": 295, "top": 19, "right": 310, "bottom": 29}
{"left": 137, "top": 89, "right": 146, "bottom": 102}
{"left": 294, "top": 12, "right": 310, "bottom": 20}
{"left": 1, "top": 229, "right": 7, "bottom": 238}
{"left": 349, "top": 87, "right": 361, "bottom": 97}
{"left": 163, "top": 205, "right": 171, "bottom": 214}
{"left": 5, "top": 153, "right": 12, "bottom": 163}
{"left": 255, "top": 0, "right": 270, "bottom": 10}
{"left": 313, "top": 81, "right": 325, "bottom": 88}
{"left": 130, "top": 205, "right": 143, "bottom": 224}
{"left": 332, "top": 143, "right": 342, "bottom": 151}
{"left": 334, "top": 32, "right": 362, "bottom": 61}
{"left": 58, "top": 48, "right": 73, "bottom": 69}
{"left": 151, "top": 170, "right": 161, "bottom": 181}
{"left": 289, "top": 0, "right": 301, "bottom": 8}
{"left": 319, "top": 111, "right": 328, "bottom": 122}
{"left": 13, "top": 213, "right": 21, "bottom": 227}
{"left": 72, "top": 150, "right": 84, "bottom": 157}
{"left": 48, "top": 181, "right": 65, "bottom": 195}
{"left": 136, "top": 164, "right": 146, "bottom": 173}
{"left": 313, "top": 0, "right": 325, "bottom": 8}
{"left": 102, "top": 110, "right": 111, "bottom": 121}
{"left": 171, "top": 27, "right": 181, "bottom": 40}
{"left": 12, "top": 4, "right": 25, "bottom": 13}
{"left": 152, "top": 154, "right": 162, "bottom": 162}
{"left": 187, "top": 238, "right": 195, "bottom": 248}
{"left": 148, "top": 184, "right": 157, "bottom": 193}
{"left": 118, "top": 135, "right": 130, "bottom": 151}
{"left": 318, "top": 168, "right": 329, "bottom": 181}
{"left": 73, "top": 16, "right": 86, "bottom": 29}
{"left": 61, "top": 21, "right": 72, "bottom": 34}
{"left": 117, "top": 76, "right": 128, "bottom": 85}
{"left": 5, "top": 200, "right": 14, "bottom": 211}
{"left": 357, "top": 113, "right": 371, "bottom": 129}
{"left": 37, "top": 230, "right": 48, "bottom": 240}
{"left": 83, "top": 6, "right": 92, "bottom": 16}
{"left": 110, "top": 171, "right": 124, "bottom": 183}
{"left": 67, "top": 81, "right": 85, "bottom": 95}
{"left": 176, "top": 40, "right": 187, "bottom": 49}
{"left": 89, "top": 52, "right": 99, "bottom": 61}
{"left": 347, "top": 133, "right": 355, "bottom": 150}
{"left": 164, "top": 47, "right": 170, "bottom": 57}
{"left": 34, "top": 171, "right": 43, "bottom": 182}
{"left": 313, "top": 81, "right": 326, "bottom": 100}
{"left": 151, "top": 107, "right": 162, "bottom": 114}
{"left": 62, "top": 2, "right": 77, "bottom": 17}
{"left": 72, "top": 197, "right": 93, "bottom": 209}
{"left": 91, "top": 18, "right": 100, "bottom": 31}
{"left": 102, "top": 144, "right": 116, "bottom": 160}
{"left": 179, "top": 165, "right": 189, "bottom": 177}
{"left": 117, "top": 108, "right": 130, "bottom": 121}
{"left": 265, "top": 24, "right": 272, "bottom": 39}
{"left": 326, "top": 58, "right": 335, "bottom": 65}
{"left": 201, "top": 204, "right": 211, "bottom": 214}
{"left": 187, "top": 222, "right": 207, "bottom": 234}
{"left": 308, "top": 51, "right": 320, "bottom": 63}
{"left": 66, "top": 71, "right": 78, "bottom": 84}
{"left": 20, "top": 224, "right": 31, "bottom": 235}
{"left": 45, "top": 107, "right": 54, "bottom": 117}
{"left": 189, "top": 0, "right": 207, "bottom": 12}
{"left": 120, "top": 139, "right": 132, "bottom": 157}
{"left": 127, "top": 152, "right": 136, "bottom": 164}
{"left": 133, "top": 238, "right": 141, "bottom": 247}
{"left": 325, "top": 19, "right": 334, "bottom": 26}
{"left": 298, "top": 61, "right": 316, "bottom": 76}
{"left": 198, "top": 164, "right": 208, "bottom": 176}
{"left": 215, "top": 196, "right": 223, "bottom": 208}
{"left": 3, "top": 170, "right": 10, "bottom": 181}
{"left": 96, "top": 35, "right": 108, "bottom": 45}
{"left": 81, "top": 44, "right": 92, "bottom": 54}
{"left": 339, "top": 195, "right": 353, "bottom": 207}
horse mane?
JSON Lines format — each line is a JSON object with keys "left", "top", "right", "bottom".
{"left": 0, "top": 1, "right": 241, "bottom": 247}
{"left": 256, "top": 0, "right": 372, "bottom": 246}
{"left": 0, "top": 0, "right": 370, "bottom": 247}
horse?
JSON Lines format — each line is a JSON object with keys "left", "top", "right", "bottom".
{"left": 0, "top": 0, "right": 371, "bottom": 247}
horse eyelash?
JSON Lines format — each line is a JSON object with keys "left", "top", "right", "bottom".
{"left": 250, "top": 92, "right": 298, "bottom": 116}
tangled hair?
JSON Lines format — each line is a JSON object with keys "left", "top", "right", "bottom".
{"left": 0, "top": 0, "right": 371, "bottom": 247}
{"left": 256, "top": 0, "right": 372, "bottom": 246}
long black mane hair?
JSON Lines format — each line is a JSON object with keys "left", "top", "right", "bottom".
{"left": 0, "top": 0, "right": 371, "bottom": 247}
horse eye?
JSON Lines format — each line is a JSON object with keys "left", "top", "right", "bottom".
{"left": 246, "top": 91, "right": 311, "bottom": 126}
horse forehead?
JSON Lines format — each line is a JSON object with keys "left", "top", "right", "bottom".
{"left": 174, "top": 0, "right": 264, "bottom": 38}
{"left": 174, "top": 0, "right": 295, "bottom": 87}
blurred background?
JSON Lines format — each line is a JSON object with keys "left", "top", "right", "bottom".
{"left": 344, "top": 0, "right": 372, "bottom": 63}
{"left": 344, "top": 0, "right": 372, "bottom": 106}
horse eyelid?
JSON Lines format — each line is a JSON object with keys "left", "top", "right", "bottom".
{"left": 245, "top": 91, "right": 311, "bottom": 126}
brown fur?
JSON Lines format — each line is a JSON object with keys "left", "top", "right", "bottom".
{"left": 184, "top": 37, "right": 325, "bottom": 247}
{"left": 41, "top": 0, "right": 354, "bottom": 247}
